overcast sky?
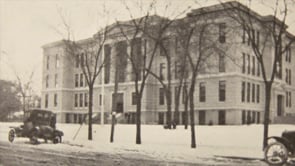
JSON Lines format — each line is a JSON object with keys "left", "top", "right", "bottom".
{"left": 0, "top": 0, "right": 294, "bottom": 95}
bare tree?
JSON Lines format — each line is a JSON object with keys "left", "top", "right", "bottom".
{"left": 222, "top": 0, "right": 295, "bottom": 149}
{"left": 55, "top": 8, "right": 109, "bottom": 140}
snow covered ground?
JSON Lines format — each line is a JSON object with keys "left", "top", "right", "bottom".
{"left": 1, "top": 122, "right": 294, "bottom": 164}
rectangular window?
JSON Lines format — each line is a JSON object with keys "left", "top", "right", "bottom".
{"left": 219, "top": 53, "right": 225, "bottom": 72}
{"left": 175, "top": 62, "right": 181, "bottom": 79}
{"left": 159, "top": 88, "right": 165, "bottom": 105}
{"left": 99, "top": 94, "right": 102, "bottom": 106}
{"left": 256, "top": 84, "right": 260, "bottom": 103}
{"left": 241, "top": 81, "right": 245, "bottom": 102}
{"left": 80, "top": 53, "right": 84, "bottom": 67}
{"left": 252, "top": 83, "right": 255, "bottom": 103}
{"left": 242, "top": 53, "right": 246, "bottom": 73}
{"left": 286, "top": 68, "right": 289, "bottom": 84}
{"left": 290, "top": 92, "right": 292, "bottom": 107}
{"left": 104, "top": 44, "right": 111, "bottom": 84}
{"left": 115, "top": 41, "right": 128, "bottom": 83}
{"left": 45, "top": 94, "right": 48, "bottom": 108}
{"left": 247, "top": 54, "right": 251, "bottom": 74}
{"left": 46, "top": 55, "right": 50, "bottom": 70}
{"left": 46, "top": 75, "right": 49, "bottom": 88}
{"left": 84, "top": 93, "right": 88, "bottom": 107}
{"left": 132, "top": 92, "right": 137, "bottom": 105}
{"left": 160, "top": 63, "right": 166, "bottom": 80}
{"left": 182, "top": 85, "right": 187, "bottom": 104}
{"left": 219, "top": 81, "right": 226, "bottom": 102}
{"left": 252, "top": 56, "right": 255, "bottom": 75}
{"left": 80, "top": 73, "right": 83, "bottom": 87}
{"left": 74, "top": 94, "right": 78, "bottom": 107}
{"left": 286, "top": 91, "right": 289, "bottom": 107}
{"left": 247, "top": 82, "right": 250, "bottom": 102}
{"left": 242, "top": 110, "right": 246, "bottom": 124}
{"left": 55, "top": 54, "right": 59, "bottom": 68}
{"left": 256, "top": 31, "right": 260, "bottom": 49}
{"left": 54, "top": 93, "right": 58, "bottom": 107}
{"left": 199, "top": 82, "right": 206, "bottom": 102}
{"left": 289, "top": 70, "right": 292, "bottom": 85}
{"left": 75, "top": 54, "right": 79, "bottom": 68}
{"left": 219, "top": 23, "right": 226, "bottom": 43}
{"left": 79, "top": 93, "right": 83, "bottom": 107}
{"left": 75, "top": 74, "right": 79, "bottom": 87}
{"left": 54, "top": 74, "right": 58, "bottom": 88}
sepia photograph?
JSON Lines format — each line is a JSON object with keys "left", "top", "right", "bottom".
{"left": 0, "top": 0, "right": 295, "bottom": 165}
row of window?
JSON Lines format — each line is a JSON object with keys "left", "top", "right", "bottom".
{"left": 241, "top": 110, "right": 260, "bottom": 124}
{"left": 242, "top": 53, "right": 260, "bottom": 77}
{"left": 74, "top": 93, "right": 88, "bottom": 108}
{"left": 241, "top": 82, "right": 260, "bottom": 103}
{"left": 286, "top": 91, "right": 292, "bottom": 108}
{"left": 285, "top": 68, "right": 292, "bottom": 85}
{"left": 75, "top": 73, "right": 87, "bottom": 88}
{"left": 159, "top": 81, "right": 226, "bottom": 105}
{"left": 46, "top": 54, "right": 60, "bottom": 70}
{"left": 45, "top": 74, "right": 59, "bottom": 88}
{"left": 44, "top": 93, "right": 58, "bottom": 108}
{"left": 242, "top": 27, "right": 260, "bottom": 48}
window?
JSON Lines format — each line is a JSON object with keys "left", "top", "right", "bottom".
{"left": 252, "top": 56, "right": 255, "bottom": 75}
{"left": 256, "top": 31, "right": 260, "bottom": 49}
{"left": 241, "top": 81, "right": 245, "bottom": 102}
{"left": 182, "top": 85, "right": 187, "bottom": 104}
{"left": 247, "top": 54, "right": 251, "bottom": 74}
{"left": 242, "top": 110, "right": 246, "bottom": 124}
{"left": 159, "top": 88, "right": 165, "bottom": 105}
{"left": 54, "top": 74, "right": 58, "bottom": 88}
{"left": 99, "top": 94, "right": 102, "bottom": 106}
{"left": 199, "top": 82, "right": 206, "bottom": 102}
{"left": 132, "top": 92, "right": 137, "bottom": 105}
{"left": 104, "top": 44, "right": 111, "bottom": 84}
{"left": 46, "top": 75, "right": 49, "bottom": 88}
{"left": 175, "top": 62, "right": 181, "bottom": 79}
{"left": 242, "top": 53, "right": 246, "bottom": 73}
{"left": 247, "top": 82, "right": 250, "bottom": 102}
{"left": 252, "top": 83, "right": 255, "bottom": 103}
{"left": 256, "top": 84, "right": 260, "bottom": 103}
{"left": 286, "top": 47, "right": 291, "bottom": 62}
{"left": 219, "top": 23, "right": 226, "bottom": 43}
{"left": 242, "top": 26, "right": 246, "bottom": 44}
{"left": 115, "top": 41, "right": 128, "bottom": 83}
{"left": 74, "top": 94, "right": 78, "bottom": 107}
{"left": 80, "top": 53, "right": 84, "bottom": 67}
{"left": 290, "top": 92, "right": 292, "bottom": 107}
{"left": 55, "top": 54, "right": 59, "bottom": 68}
{"left": 75, "top": 54, "right": 79, "bottom": 68}
{"left": 84, "top": 93, "right": 88, "bottom": 107}
{"left": 219, "top": 81, "right": 226, "bottom": 102}
{"left": 46, "top": 55, "right": 50, "bottom": 70}
{"left": 286, "top": 91, "right": 292, "bottom": 107}
{"left": 219, "top": 53, "right": 225, "bottom": 72}
{"left": 79, "top": 93, "right": 83, "bottom": 107}
{"left": 160, "top": 63, "right": 166, "bottom": 80}
{"left": 54, "top": 93, "right": 58, "bottom": 107}
{"left": 75, "top": 74, "right": 79, "bottom": 87}
{"left": 45, "top": 94, "right": 48, "bottom": 108}
{"left": 80, "top": 73, "right": 83, "bottom": 87}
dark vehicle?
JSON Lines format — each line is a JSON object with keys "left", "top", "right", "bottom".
{"left": 8, "top": 109, "right": 63, "bottom": 144}
{"left": 264, "top": 131, "right": 295, "bottom": 166}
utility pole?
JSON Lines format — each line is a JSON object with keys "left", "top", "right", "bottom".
{"left": 101, "top": 43, "right": 105, "bottom": 126}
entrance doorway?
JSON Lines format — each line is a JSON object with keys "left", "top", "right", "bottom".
{"left": 112, "top": 93, "right": 124, "bottom": 113}
{"left": 199, "top": 110, "right": 206, "bottom": 125}
{"left": 218, "top": 110, "right": 226, "bottom": 125}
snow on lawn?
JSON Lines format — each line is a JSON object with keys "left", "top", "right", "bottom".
{"left": 1, "top": 122, "right": 295, "bottom": 163}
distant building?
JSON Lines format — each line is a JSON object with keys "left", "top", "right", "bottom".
{"left": 41, "top": 2, "right": 294, "bottom": 125}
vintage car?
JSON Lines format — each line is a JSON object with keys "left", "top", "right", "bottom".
{"left": 8, "top": 109, "right": 63, "bottom": 144}
{"left": 264, "top": 130, "right": 295, "bottom": 166}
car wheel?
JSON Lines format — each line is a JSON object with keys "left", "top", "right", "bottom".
{"left": 264, "top": 142, "right": 288, "bottom": 166}
{"left": 8, "top": 129, "right": 15, "bottom": 143}
{"left": 53, "top": 136, "right": 61, "bottom": 144}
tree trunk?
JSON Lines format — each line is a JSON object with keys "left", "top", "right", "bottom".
{"left": 88, "top": 86, "right": 93, "bottom": 140}
{"left": 189, "top": 82, "right": 196, "bottom": 148}
{"left": 174, "top": 86, "right": 181, "bottom": 125}
{"left": 136, "top": 93, "right": 141, "bottom": 144}
{"left": 110, "top": 65, "right": 119, "bottom": 143}
{"left": 184, "top": 86, "right": 188, "bottom": 129}
{"left": 263, "top": 82, "right": 272, "bottom": 149}
{"left": 166, "top": 90, "right": 172, "bottom": 129}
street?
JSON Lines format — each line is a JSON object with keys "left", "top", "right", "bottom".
{"left": 0, "top": 141, "right": 267, "bottom": 166}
